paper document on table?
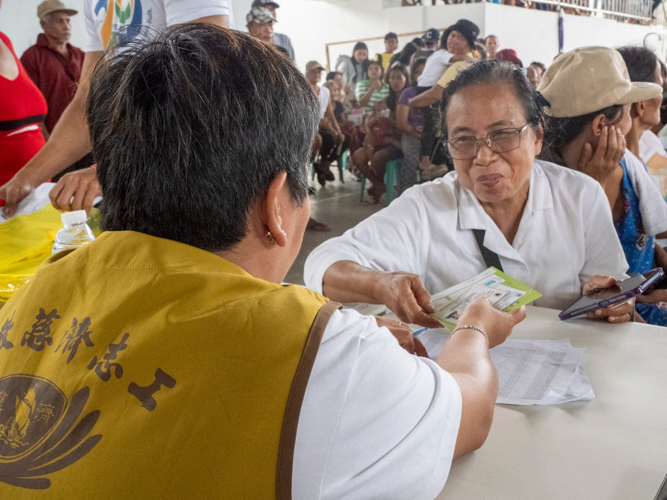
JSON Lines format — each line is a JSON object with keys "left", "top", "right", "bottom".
{"left": 431, "top": 268, "right": 542, "bottom": 330}
{"left": 491, "top": 339, "right": 594, "bottom": 405}
{"left": 418, "top": 328, "right": 450, "bottom": 360}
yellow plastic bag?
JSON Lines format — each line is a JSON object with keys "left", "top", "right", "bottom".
{"left": 0, "top": 205, "right": 63, "bottom": 306}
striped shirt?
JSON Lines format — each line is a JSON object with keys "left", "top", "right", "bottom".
{"left": 355, "top": 80, "right": 390, "bottom": 113}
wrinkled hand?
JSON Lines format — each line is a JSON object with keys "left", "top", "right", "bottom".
{"left": 583, "top": 275, "right": 634, "bottom": 323}
{"left": 456, "top": 298, "right": 526, "bottom": 348}
{"left": 0, "top": 175, "right": 34, "bottom": 217}
{"left": 49, "top": 166, "right": 101, "bottom": 212}
{"left": 636, "top": 288, "right": 667, "bottom": 304}
{"left": 375, "top": 316, "right": 428, "bottom": 357}
{"left": 577, "top": 126, "right": 625, "bottom": 185}
{"left": 374, "top": 272, "right": 443, "bottom": 328}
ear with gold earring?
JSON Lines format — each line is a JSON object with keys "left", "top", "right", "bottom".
{"left": 266, "top": 231, "right": 277, "bottom": 245}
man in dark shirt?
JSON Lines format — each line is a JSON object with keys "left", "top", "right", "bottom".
{"left": 21, "top": 0, "right": 92, "bottom": 180}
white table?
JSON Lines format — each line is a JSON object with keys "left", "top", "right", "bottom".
{"left": 437, "top": 305, "right": 667, "bottom": 500}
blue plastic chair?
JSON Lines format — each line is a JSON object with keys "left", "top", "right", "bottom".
{"left": 360, "top": 158, "right": 402, "bottom": 206}
{"left": 384, "top": 159, "right": 401, "bottom": 206}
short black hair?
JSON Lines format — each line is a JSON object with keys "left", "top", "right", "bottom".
{"left": 88, "top": 24, "right": 319, "bottom": 252}
{"left": 617, "top": 46, "right": 659, "bottom": 83}
{"left": 441, "top": 60, "right": 543, "bottom": 139}
{"left": 326, "top": 71, "right": 342, "bottom": 81}
{"left": 540, "top": 105, "right": 623, "bottom": 164}
{"left": 385, "top": 32, "right": 398, "bottom": 41}
{"left": 411, "top": 37, "right": 425, "bottom": 48}
{"left": 396, "top": 42, "right": 419, "bottom": 66}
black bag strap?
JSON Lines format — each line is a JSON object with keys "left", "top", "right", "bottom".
{"left": 473, "top": 229, "right": 504, "bottom": 272}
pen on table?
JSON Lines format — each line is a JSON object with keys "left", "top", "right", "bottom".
{"left": 412, "top": 327, "right": 428, "bottom": 338}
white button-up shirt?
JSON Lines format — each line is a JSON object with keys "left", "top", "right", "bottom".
{"left": 304, "top": 161, "right": 629, "bottom": 310}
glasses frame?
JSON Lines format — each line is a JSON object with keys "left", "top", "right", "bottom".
{"left": 446, "top": 123, "right": 530, "bottom": 160}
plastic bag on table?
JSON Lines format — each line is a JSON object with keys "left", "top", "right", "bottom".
{"left": 0, "top": 205, "right": 63, "bottom": 307}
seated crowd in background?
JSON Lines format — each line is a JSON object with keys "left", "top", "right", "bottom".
{"left": 306, "top": 26, "right": 667, "bottom": 327}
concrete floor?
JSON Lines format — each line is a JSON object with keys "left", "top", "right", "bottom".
{"left": 285, "top": 168, "right": 383, "bottom": 286}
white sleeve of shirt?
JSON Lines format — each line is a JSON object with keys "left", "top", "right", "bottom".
{"left": 293, "top": 308, "right": 462, "bottom": 500}
{"left": 164, "top": 0, "right": 231, "bottom": 25}
{"left": 303, "top": 190, "right": 430, "bottom": 294}
{"left": 623, "top": 150, "right": 667, "bottom": 236}
{"left": 579, "top": 180, "right": 629, "bottom": 288}
{"left": 83, "top": 0, "right": 104, "bottom": 53}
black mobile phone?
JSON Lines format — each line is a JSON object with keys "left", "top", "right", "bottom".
{"left": 559, "top": 268, "right": 665, "bottom": 321}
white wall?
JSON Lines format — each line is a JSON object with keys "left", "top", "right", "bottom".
{"left": 0, "top": 0, "right": 88, "bottom": 56}
{"left": 0, "top": 0, "right": 657, "bottom": 74}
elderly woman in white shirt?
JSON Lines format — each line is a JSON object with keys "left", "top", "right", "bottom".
{"left": 305, "top": 60, "right": 634, "bottom": 327}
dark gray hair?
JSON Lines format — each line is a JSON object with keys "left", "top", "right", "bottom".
{"left": 87, "top": 23, "right": 319, "bottom": 252}
{"left": 617, "top": 46, "right": 659, "bottom": 84}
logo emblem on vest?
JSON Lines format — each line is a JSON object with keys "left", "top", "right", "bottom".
{"left": 0, "top": 375, "right": 102, "bottom": 490}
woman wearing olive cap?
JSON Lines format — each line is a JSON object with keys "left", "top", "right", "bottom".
{"left": 539, "top": 46, "right": 667, "bottom": 326}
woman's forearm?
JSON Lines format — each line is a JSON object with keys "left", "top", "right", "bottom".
{"left": 321, "top": 261, "right": 386, "bottom": 303}
{"left": 358, "top": 89, "right": 374, "bottom": 108}
{"left": 409, "top": 85, "right": 444, "bottom": 109}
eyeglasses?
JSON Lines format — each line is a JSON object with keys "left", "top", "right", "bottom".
{"left": 446, "top": 124, "right": 530, "bottom": 160}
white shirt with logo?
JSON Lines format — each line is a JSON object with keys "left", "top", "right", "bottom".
{"left": 84, "top": 0, "right": 233, "bottom": 52}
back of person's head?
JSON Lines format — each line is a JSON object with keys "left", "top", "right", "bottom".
{"left": 617, "top": 46, "right": 659, "bottom": 83}
{"left": 397, "top": 42, "right": 419, "bottom": 66}
{"left": 88, "top": 24, "right": 319, "bottom": 252}
{"left": 496, "top": 49, "right": 523, "bottom": 67}
{"left": 474, "top": 42, "right": 487, "bottom": 61}
{"left": 411, "top": 37, "right": 425, "bottom": 48}
{"left": 441, "top": 61, "right": 542, "bottom": 138}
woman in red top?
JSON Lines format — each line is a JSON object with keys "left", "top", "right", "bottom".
{"left": 0, "top": 31, "right": 47, "bottom": 187}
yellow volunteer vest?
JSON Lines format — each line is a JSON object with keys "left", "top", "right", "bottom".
{"left": 0, "top": 231, "right": 338, "bottom": 499}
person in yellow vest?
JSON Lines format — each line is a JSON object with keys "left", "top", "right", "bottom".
{"left": 376, "top": 32, "right": 399, "bottom": 71}
{"left": 0, "top": 24, "right": 524, "bottom": 499}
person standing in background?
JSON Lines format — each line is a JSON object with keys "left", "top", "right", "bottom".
{"left": 375, "top": 32, "right": 398, "bottom": 71}
{"left": 251, "top": 0, "right": 295, "bottom": 63}
{"left": 0, "top": 0, "right": 48, "bottom": 187}
{"left": 0, "top": 0, "right": 233, "bottom": 217}
{"left": 412, "top": 28, "right": 439, "bottom": 63}
{"left": 336, "top": 42, "right": 370, "bottom": 91}
{"left": 484, "top": 34, "right": 499, "bottom": 60}
{"left": 21, "top": 0, "right": 93, "bottom": 182}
